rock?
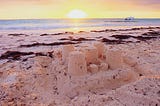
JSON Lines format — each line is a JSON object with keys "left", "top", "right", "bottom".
{"left": 93, "top": 42, "right": 105, "bottom": 58}
{"left": 99, "top": 63, "right": 109, "bottom": 71}
{"left": 62, "top": 45, "right": 75, "bottom": 63}
{"left": 111, "top": 35, "right": 133, "bottom": 39}
{"left": 0, "top": 51, "right": 34, "bottom": 60}
{"left": 88, "top": 64, "right": 99, "bottom": 73}
{"left": 19, "top": 42, "right": 79, "bottom": 47}
{"left": 106, "top": 49, "right": 124, "bottom": 70}
{"left": 84, "top": 46, "right": 98, "bottom": 64}
{"left": 68, "top": 51, "right": 87, "bottom": 76}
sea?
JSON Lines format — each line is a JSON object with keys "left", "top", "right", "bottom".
{"left": 0, "top": 18, "right": 160, "bottom": 33}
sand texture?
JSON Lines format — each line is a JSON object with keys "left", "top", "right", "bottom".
{"left": 0, "top": 27, "right": 160, "bottom": 106}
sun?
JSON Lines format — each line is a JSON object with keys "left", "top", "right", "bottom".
{"left": 67, "top": 9, "right": 87, "bottom": 19}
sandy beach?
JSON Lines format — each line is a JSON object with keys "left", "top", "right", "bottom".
{"left": 0, "top": 27, "right": 160, "bottom": 106}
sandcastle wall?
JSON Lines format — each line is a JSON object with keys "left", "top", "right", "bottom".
{"left": 61, "top": 43, "right": 127, "bottom": 75}
{"left": 62, "top": 45, "right": 74, "bottom": 63}
{"left": 93, "top": 42, "right": 105, "bottom": 58}
{"left": 68, "top": 51, "right": 87, "bottom": 76}
{"left": 106, "top": 49, "right": 124, "bottom": 70}
{"left": 84, "top": 46, "right": 98, "bottom": 64}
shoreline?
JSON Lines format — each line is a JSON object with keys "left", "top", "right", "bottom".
{"left": 0, "top": 26, "right": 160, "bottom": 65}
{"left": 0, "top": 26, "right": 160, "bottom": 34}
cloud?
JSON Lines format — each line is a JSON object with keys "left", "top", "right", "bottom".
{"left": 135, "top": 0, "right": 159, "bottom": 4}
{"left": 0, "top": 0, "right": 160, "bottom": 5}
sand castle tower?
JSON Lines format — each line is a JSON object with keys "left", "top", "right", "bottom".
{"left": 62, "top": 45, "right": 74, "bottom": 63}
{"left": 68, "top": 51, "right": 87, "bottom": 76}
{"left": 84, "top": 46, "right": 98, "bottom": 64}
{"left": 93, "top": 42, "right": 105, "bottom": 58}
{"left": 106, "top": 49, "right": 124, "bottom": 70}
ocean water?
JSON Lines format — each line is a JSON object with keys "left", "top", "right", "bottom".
{"left": 0, "top": 18, "right": 160, "bottom": 33}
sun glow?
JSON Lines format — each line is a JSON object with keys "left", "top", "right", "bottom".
{"left": 67, "top": 9, "right": 87, "bottom": 19}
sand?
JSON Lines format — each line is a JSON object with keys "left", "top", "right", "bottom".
{"left": 0, "top": 27, "right": 160, "bottom": 106}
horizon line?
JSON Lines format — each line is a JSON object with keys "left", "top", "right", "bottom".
{"left": 0, "top": 17, "right": 160, "bottom": 20}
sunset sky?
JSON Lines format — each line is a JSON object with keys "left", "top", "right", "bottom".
{"left": 0, "top": 0, "right": 160, "bottom": 19}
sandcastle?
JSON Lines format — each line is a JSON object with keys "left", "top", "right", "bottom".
{"left": 66, "top": 42, "right": 106, "bottom": 76}
{"left": 62, "top": 45, "right": 75, "bottom": 63}
{"left": 65, "top": 42, "right": 125, "bottom": 75}
{"left": 93, "top": 42, "right": 105, "bottom": 58}
{"left": 106, "top": 49, "right": 124, "bottom": 70}
{"left": 68, "top": 51, "right": 87, "bottom": 76}
{"left": 55, "top": 42, "right": 139, "bottom": 98}
{"left": 83, "top": 46, "right": 98, "bottom": 64}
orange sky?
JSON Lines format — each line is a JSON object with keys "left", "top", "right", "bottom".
{"left": 0, "top": 0, "right": 160, "bottom": 19}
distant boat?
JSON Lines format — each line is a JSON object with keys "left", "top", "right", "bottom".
{"left": 124, "top": 17, "right": 135, "bottom": 21}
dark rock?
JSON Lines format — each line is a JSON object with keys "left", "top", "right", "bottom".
{"left": 19, "top": 42, "right": 79, "bottom": 47}
{"left": 53, "top": 33, "right": 64, "bottom": 35}
{"left": 48, "top": 51, "right": 54, "bottom": 58}
{"left": 111, "top": 35, "right": 133, "bottom": 39}
{"left": 59, "top": 37, "right": 95, "bottom": 41}
{"left": 131, "top": 28, "right": 141, "bottom": 30}
{"left": 8, "top": 34, "right": 29, "bottom": 36}
{"left": 0, "top": 51, "right": 34, "bottom": 60}
{"left": 142, "top": 31, "right": 160, "bottom": 36}
{"left": 64, "top": 31, "right": 74, "bottom": 34}
{"left": 26, "top": 66, "right": 32, "bottom": 70}
{"left": 78, "top": 31, "right": 86, "bottom": 33}
{"left": 71, "top": 38, "right": 95, "bottom": 41}
{"left": 135, "top": 36, "right": 157, "bottom": 41}
{"left": 101, "top": 38, "right": 124, "bottom": 44}
{"left": 91, "top": 29, "right": 117, "bottom": 33}
{"left": 95, "top": 36, "right": 103, "bottom": 39}
{"left": 40, "top": 34, "right": 49, "bottom": 36}
{"left": 90, "top": 30, "right": 105, "bottom": 33}
{"left": 40, "top": 32, "right": 74, "bottom": 36}
{"left": 59, "top": 38, "right": 70, "bottom": 40}
{"left": 0, "top": 51, "right": 54, "bottom": 60}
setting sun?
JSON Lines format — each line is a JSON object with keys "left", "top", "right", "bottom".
{"left": 67, "top": 9, "right": 87, "bottom": 19}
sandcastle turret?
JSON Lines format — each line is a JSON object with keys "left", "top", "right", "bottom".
{"left": 106, "top": 49, "right": 124, "bottom": 70}
{"left": 68, "top": 51, "right": 87, "bottom": 76}
{"left": 88, "top": 64, "right": 99, "bottom": 73}
{"left": 93, "top": 42, "right": 105, "bottom": 58}
{"left": 84, "top": 46, "right": 98, "bottom": 64}
{"left": 62, "top": 45, "right": 74, "bottom": 63}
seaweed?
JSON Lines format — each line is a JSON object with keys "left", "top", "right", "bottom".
{"left": 19, "top": 41, "right": 79, "bottom": 47}
{"left": 40, "top": 32, "right": 74, "bottom": 36}
{"left": 0, "top": 51, "right": 34, "bottom": 60}
{"left": 110, "top": 33, "right": 159, "bottom": 41}
{"left": 135, "top": 36, "right": 157, "bottom": 41}
{"left": 0, "top": 51, "right": 54, "bottom": 60}
{"left": 59, "top": 37, "right": 95, "bottom": 41}
{"left": 8, "top": 34, "right": 29, "bottom": 36}
{"left": 142, "top": 31, "right": 160, "bottom": 36}
{"left": 111, "top": 35, "right": 133, "bottom": 39}
{"left": 101, "top": 38, "right": 124, "bottom": 44}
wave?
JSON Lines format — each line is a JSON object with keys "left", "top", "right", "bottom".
{"left": 0, "top": 19, "right": 159, "bottom": 31}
